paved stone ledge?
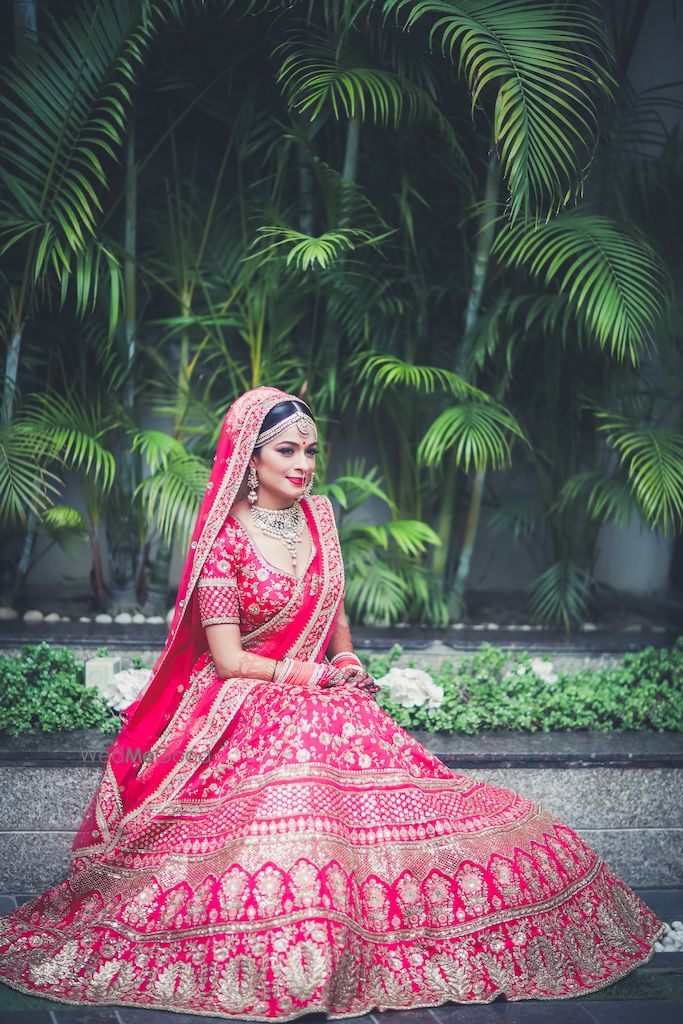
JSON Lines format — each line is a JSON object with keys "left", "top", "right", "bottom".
{"left": 0, "top": 730, "right": 681, "bottom": 889}
{"left": 2, "top": 727, "right": 681, "bottom": 768}
{"left": 1, "top": 620, "right": 679, "bottom": 655}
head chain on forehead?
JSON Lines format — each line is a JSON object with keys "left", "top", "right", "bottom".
{"left": 254, "top": 409, "right": 317, "bottom": 448}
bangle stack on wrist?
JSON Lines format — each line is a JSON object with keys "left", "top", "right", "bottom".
{"left": 272, "top": 657, "right": 345, "bottom": 689}
{"left": 329, "top": 650, "right": 363, "bottom": 670}
{"left": 273, "top": 657, "right": 326, "bottom": 687}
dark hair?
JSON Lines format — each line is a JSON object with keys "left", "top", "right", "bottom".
{"left": 253, "top": 399, "right": 316, "bottom": 453}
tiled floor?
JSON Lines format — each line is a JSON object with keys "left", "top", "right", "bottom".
{"left": 1, "top": 890, "right": 681, "bottom": 1022}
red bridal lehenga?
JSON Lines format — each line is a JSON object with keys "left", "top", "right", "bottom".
{"left": 0, "top": 387, "right": 663, "bottom": 1020}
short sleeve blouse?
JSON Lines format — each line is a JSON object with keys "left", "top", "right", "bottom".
{"left": 196, "top": 530, "right": 240, "bottom": 627}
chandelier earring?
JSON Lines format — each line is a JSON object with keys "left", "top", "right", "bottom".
{"left": 247, "top": 466, "right": 259, "bottom": 507}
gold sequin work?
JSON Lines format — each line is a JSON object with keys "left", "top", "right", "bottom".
{"left": 0, "top": 495, "right": 663, "bottom": 1018}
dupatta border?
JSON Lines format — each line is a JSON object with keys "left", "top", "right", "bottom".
{"left": 147, "top": 392, "right": 301, "bottom": 690}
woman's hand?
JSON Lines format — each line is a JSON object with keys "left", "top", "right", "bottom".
{"left": 321, "top": 664, "right": 380, "bottom": 696}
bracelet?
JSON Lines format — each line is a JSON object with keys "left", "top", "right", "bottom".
{"left": 270, "top": 659, "right": 278, "bottom": 682}
{"left": 330, "top": 651, "right": 363, "bottom": 669}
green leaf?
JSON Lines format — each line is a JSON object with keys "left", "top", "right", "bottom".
{"left": 383, "top": 0, "right": 613, "bottom": 220}
{"left": 594, "top": 412, "right": 683, "bottom": 535}
{"left": 417, "top": 402, "right": 526, "bottom": 470}
{"left": 528, "top": 559, "right": 592, "bottom": 631}
{"left": 493, "top": 212, "right": 668, "bottom": 363}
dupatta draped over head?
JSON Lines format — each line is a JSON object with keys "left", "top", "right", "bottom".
{"left": 75, "top": 386, "right": 345, "bottom": 855}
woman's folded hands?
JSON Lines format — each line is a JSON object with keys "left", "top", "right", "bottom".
{"left": 273, "top": 655, "right": 380, "bottom": 696}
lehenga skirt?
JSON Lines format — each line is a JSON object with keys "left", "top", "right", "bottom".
{"left": 0, "top": 667, "right": 664, "bottom": 1020}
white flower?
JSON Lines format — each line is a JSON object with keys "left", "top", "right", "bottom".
{"left": 96, "top": 668, "right": 152, "bottom": 710}
{"left": 516, "top": 665, "right": 527, "bottom": 676}
{"left": 530, "top": 657, "right": 558, "bottom": 684}
{"left": 376, "top": 667, "right": 444, "bottom": 710}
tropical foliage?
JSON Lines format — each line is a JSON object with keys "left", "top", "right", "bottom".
{"left": 0, "top": 0, "right": 681, "bottom": 628}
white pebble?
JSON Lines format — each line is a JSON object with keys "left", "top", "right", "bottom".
{"left": 145, "top": 615, "right": 164, "bottom": 624}
{"left": 79, "top": 616, "right": 91, "bottom": 623}
{"left": 132, "top": 613, "right": 146, "bottom": 624}
{"left": 580, "top": 622, "right": 597, "bottom": 631}
{"left": 114, "top": 612, "right": 132, "bottom": 624}
{"left": 166, "top": 608, "right": 175, "bottom": 625}
{"left": 0, "top": 606, "right": 19, "bottom": 621}
{"left": 22, "top": 609, "right": 44, "bottom": 623}
{"left": 660, "top": 922, "right": 683, "bottom": 951}
{"left": 60, "top": 616, "right": 70, "bottom": 622}
{"left": 94, "top": 613, "right": 113, "bottom": 624}
{"left": 44, "top": 612, "right": 61, "bottom": 622}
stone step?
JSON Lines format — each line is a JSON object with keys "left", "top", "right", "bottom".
{"left": 0, "top": 728, "right": 680, "bottom": 892}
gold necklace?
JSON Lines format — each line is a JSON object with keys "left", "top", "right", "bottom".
{"left": 249, "top": 501, "right": 306, "bottom": 570}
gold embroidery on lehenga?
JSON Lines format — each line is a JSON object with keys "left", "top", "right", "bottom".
{"left": 0, "top": 404, "right": 664, "bottom": 1017}
{"left": 214, "top": 953, "right": 263, "bottom": 1014}
{"left": 283, "top": 940, "right": 328, "bottom": 1001}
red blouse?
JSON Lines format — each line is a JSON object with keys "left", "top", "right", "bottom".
{"left": 197, "top": 514, "right": 318, "bottom": 632}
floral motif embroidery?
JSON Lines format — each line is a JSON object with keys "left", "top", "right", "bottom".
{"left": 0, "top": 484, "right": 662, "bottom": 1018}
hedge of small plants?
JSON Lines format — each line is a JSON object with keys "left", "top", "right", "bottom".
{"left": 0, "top": 638, "right": 681, "bottom": 737}
{"left": 364, "top": 639, "right": 683, "bottom": 734}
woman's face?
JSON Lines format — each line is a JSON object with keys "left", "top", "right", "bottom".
{"left": 249, "top": 429, "right": 318, "bottom": 506}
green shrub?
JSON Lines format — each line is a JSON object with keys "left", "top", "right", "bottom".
{"left": 364, "top": 638, "right": 683, "bottom": 733}
{"left": 0, "top": 638, "right": 681, "bottom": 737}
{"left": 0, "top": 642, "right": 119, "bottom": 737}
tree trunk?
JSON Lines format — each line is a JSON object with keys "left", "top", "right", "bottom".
{"left": 448, "top": 148, "right": 500, "bottom": 615}
{"left": 297, "top": 118, "right": 316, "bottom": 234}
{"left": 13, "top": 0, "right": 38, "bottom": 54}
{"left": 6, "top": 4, "right": 40, "bottom": 602}
{"left": 340, "top": 115, "right": 361, "bottom": 226}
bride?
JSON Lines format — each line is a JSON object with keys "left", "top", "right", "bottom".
{"left": 0, "top": 386, "right": 663, "bottom": 1019}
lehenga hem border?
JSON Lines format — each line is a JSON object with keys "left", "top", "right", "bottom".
{"left": 0, "top": 923, "right": 665, "bottom": 1022}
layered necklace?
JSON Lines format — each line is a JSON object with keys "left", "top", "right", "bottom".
{"left": 250, "top": 500, "right": 307, "bottom": 572}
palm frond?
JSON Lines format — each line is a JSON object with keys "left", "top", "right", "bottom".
{"left": 320, "top": 459, "right": 396, "bottom": 513}
{"left": 0, "top": 423, "right": 62, "bottom": 525}
{"left": 594, "top": 412, "right": 683, "bottom": 534}
{"left": 245, "top": 225, "right": 394, "bottom": 271}
{"left": 555, "top": 471, "right": 637, "bottom": 529}
{"left": 382, "top": 518, "right": 441, "bottom": 556}
{"left": 417, "top": 402, "right": 526, "bottom": 470}
{"left": 342, "top": 550, "right": 413, "bottom": 624}
{"left": 41, "top": 504, "right": 88, "bottom": 532}
{"left": 135, "top": 453, "right": 210, "bottom": 547}
{"left": 276, "top": 32, "right": 431, "bottom": 127}
{"left": 383, "top": 0, "right": 613, "bottom": 220}
{"left": 355, "top": 352, "right": 481, "bottom": 401}
{"left": 40, "top": 504, "right": 89, "bottom": 552}
{"left": 487, "top": 492, "right": 543, "bottom": 543}
{"left": 22, "top": 392, "right": 117, "bottom": 490}
{"left": 0, "top": 2, "right": 161, "bottom": 321}
{"left": 493, "top": 212, "right": 669, "bottom": 363}
{"left": 131, "top": 430, "right": 187, "bottom": 473}
{"left": 527, "top": 559, "right": 592, "bottom": 631}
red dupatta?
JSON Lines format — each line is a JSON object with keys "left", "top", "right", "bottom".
{"left": 72, "top": 387, "right": 345, "bottom": 857}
